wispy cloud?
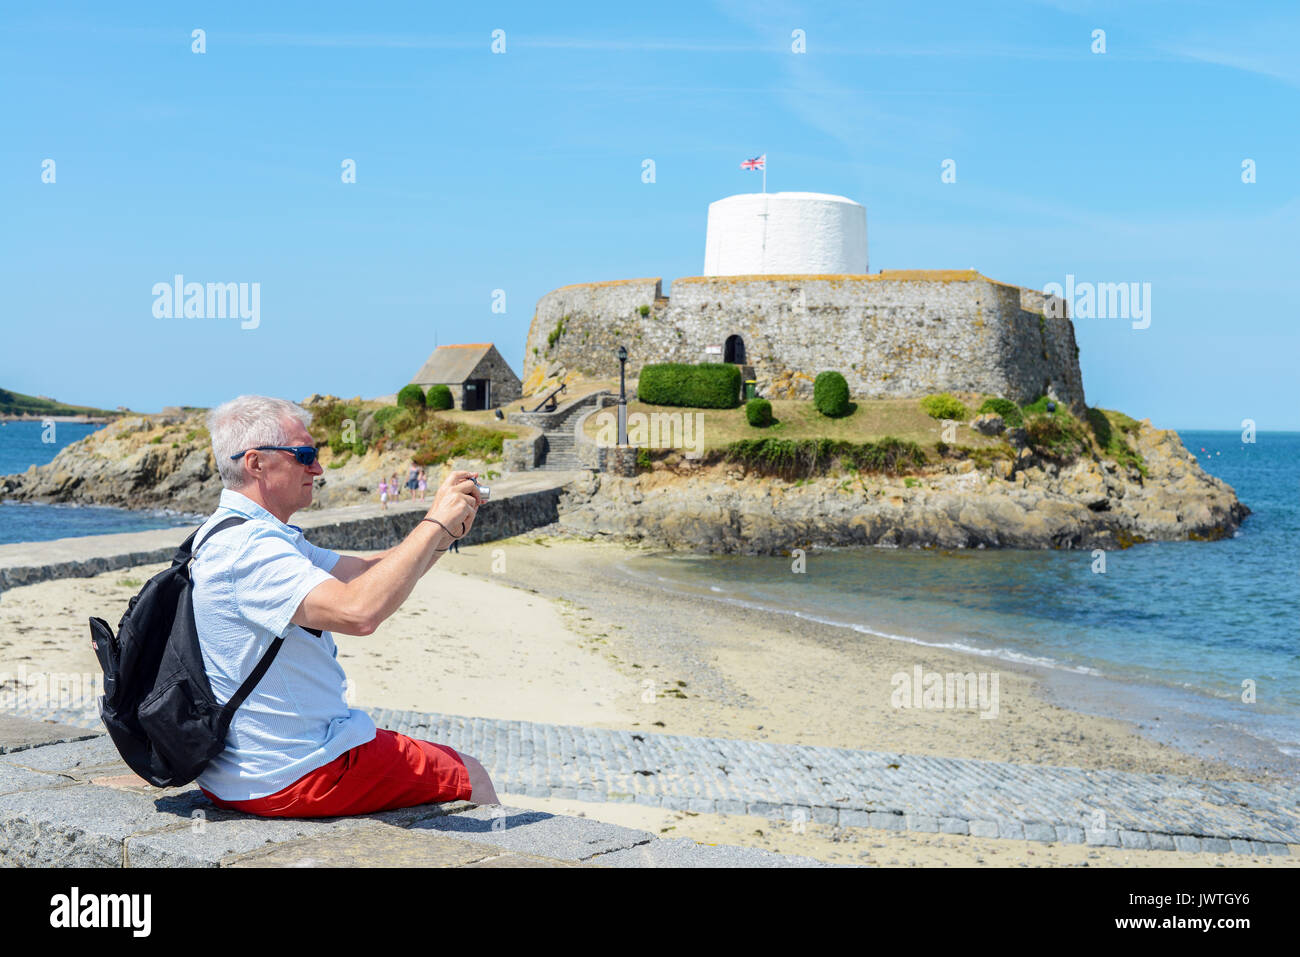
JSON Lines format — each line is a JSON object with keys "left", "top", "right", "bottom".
{"left": 1166, "top": 42, "right": 1300, "bottom": 87}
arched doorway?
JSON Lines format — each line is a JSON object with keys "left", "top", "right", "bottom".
{"left": 724, "top": 334, "right": 746, "bottom": 364}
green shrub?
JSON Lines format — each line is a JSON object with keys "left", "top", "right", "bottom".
{"left": 397, "top": 384, "right": 426, "bottom": 410}
{"left": 638, "top": 304, "right": 650, "bottom": 317}
{"left": 386, "top": 408, "right": 415, "bottom": 435}
{"left": 722, "top": 437, "right": 925, "bottom": 480}
{"left": 637, "top": 362, "right": 741, "bottom": 409}
{"left": 1024, "top": 412, "right": 1090, "bottom": 461}
{"left": 372, "top": 405, "right": 404, "bottom": 431}
{"left": 920, "top": 393, "right": 969, "bottom": 421}
{"left": 976, "top": 397, "right": 1023, "bottom": 428}
{"left": 1088, "top": 408, "right": 1147, "bottom": 476}
{"left": 636, "top": 448, "right": 653, "bottom": 470}
{"left": 426, "top": 384, "right": 454, "bottom": 411}
{"left": 1022, "top": 395, "right": 1066, "bottom": 418}
{"left": 1085, "top": 408, "right": 1113, "bottom": 448}
{"left": 408, "top": 419, "right": 511, "bottom": 467}
{"left": 745, "top": 398, "right": 773, "bottom": 427}
{"left": 813, "top": 371, "right": 850, "bottom": 417}
{"left": 308, "top": 399, "right": 361, "bottom": 442}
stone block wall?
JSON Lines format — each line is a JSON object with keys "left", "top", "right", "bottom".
{"left": 524, "top": 272, "right": 1086, "bottom": 411}
{"left": 502, "top": 432, "right": 543, "bottom": 472}
{"left": 467, "top": 349, "right": 523, "bottom": 408}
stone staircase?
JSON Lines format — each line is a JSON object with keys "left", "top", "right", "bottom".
{"left": 536, "top": 390, "right": 610, "bottom": 471}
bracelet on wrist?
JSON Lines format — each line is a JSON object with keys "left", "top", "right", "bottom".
{"left": 421, "top": 517, "right": 467, "bottom": 540}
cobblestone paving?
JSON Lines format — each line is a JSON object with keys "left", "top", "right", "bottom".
{"left": 15, "top": 700, "right": 1298, "bottom": 856}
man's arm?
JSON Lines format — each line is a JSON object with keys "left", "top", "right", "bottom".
{"left": 331, "top": 549, "right": 392, "bottom": 583}
{"left": 291, "top": 471, "right": 479, "bottom": 635}
{"left": 333, "top": 544, "right": 441, "bottom": 583}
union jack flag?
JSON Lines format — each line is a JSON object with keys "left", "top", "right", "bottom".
{"left": 740, "top": 154, "right": 766, "bottom": 170}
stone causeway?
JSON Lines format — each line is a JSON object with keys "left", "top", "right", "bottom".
{"left": 12, "top": 701, "right": 1298, "bottom": 858}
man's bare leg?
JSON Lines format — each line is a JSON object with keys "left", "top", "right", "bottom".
{"left": 460, "top": 752, "right": 499, "bottom": 804}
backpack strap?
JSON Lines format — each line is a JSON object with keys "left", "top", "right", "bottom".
{"left": 201, "top": 515, "right": 325, "bottom": 726}
{"left": 173, "top": 514, "right": 248, "bottom": 566}
{"left": 218, "top": 635, "right": 286, "bottom": 732}
{"left": 196, "top": 514, "right": 327, "bottom": 727}
{"left": 195, "top": 515, "right": 249, "bottom": 553}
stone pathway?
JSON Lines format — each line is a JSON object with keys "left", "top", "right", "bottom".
{"left": 17, "top": 701, "right": 1299, "bottom": 856}
{"left": 0, "top": 716, "right": 826, "bottom": 868}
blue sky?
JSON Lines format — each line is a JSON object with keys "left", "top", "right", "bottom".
{"left": 1, "top": 0, "right": 1296, "bottom": 429}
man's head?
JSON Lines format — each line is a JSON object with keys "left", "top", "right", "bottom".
{"left": 208, "top": 395, "right": 323, "bottom": 522}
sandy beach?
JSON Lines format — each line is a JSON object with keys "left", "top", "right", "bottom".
{"left": 1, "top": 534, "right": 1294, "bottom": 867}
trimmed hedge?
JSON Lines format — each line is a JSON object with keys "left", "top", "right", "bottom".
{"left": 745, "top": 398, "right": 773, "bottom": 427}
{"left": 976, "top": 397, "right": 1023, "bottom": 428}
{"left": 813, "top": 371, "right": 850, "bottom": 417}
{"left": 397, "top": 384, "right": 427, "bottom": 410}
{"left": 920, "top": 393, "right": 969, "bottom": 421}
{"left": 426, "top": 384, "right": 454, "bottom": 410}
{"left": 637, "top": 362, "right": 741, "bottom": 409}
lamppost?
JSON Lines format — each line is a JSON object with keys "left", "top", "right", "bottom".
{"left": 616, "top": 345, "right": 628, "bottom": 446}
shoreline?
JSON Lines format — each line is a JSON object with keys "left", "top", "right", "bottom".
{"left": 453, "top": 536, "right": 1293, "bottom": 786}
{"left": 1, "top": 535, "right": 1294, "bottom": 865}
{"left": 601, "top": 542, "right": 1300, "bottom": 783}
{"left": 0, "top": 525, "right": 1290, "bottom": 785}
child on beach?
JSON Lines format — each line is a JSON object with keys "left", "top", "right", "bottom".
{"left": 390, "top": 473, "right": 400, "bottom": 501}
{"left": 417, "top": 468, "right": 427, "bottom": 502}
{"left": 378, "top": 478, "right": 388, "bottom": 509}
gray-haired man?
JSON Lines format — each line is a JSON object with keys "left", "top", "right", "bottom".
{"left": 191, "top": 394, "right": 497, "bottom": 817}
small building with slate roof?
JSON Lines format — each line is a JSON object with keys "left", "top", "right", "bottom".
{"left": 410, "top": 343, "right": 522, "bottom": 410}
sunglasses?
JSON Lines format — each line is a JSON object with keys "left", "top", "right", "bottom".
{"left": 230, "top": 445, "right": 320, "bottom": 466}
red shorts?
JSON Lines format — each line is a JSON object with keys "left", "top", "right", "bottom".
{"left": 200, "top": 729, "right": 474, "bottom": 818}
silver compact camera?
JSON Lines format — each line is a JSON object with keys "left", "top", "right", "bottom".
{"left": 475, "top": 481, "right": 491, "bottom": 501}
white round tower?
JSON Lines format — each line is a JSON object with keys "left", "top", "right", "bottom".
{"left": 703, "top": 191, "right": 868, "bottom": 276}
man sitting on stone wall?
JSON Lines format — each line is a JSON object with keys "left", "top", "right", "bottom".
{"left": 190, "top": 394, "right": 498, "bottom": 817}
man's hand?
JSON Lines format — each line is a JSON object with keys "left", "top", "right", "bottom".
{"left": 427, "top": 469, "right": 482, "bottom": 540}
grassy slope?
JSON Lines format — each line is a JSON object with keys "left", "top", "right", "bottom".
{"left": 583, "top": 392, "right": 1006, "bottom": 452}
{"left": 0, "top": 387, "right": 120, "bottom": 417}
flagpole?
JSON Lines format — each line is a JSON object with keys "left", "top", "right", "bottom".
{"left": 763, "top": 155, "right": 766, "bottom": 193}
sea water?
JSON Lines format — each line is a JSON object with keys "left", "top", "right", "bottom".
{"left": 0, "top": 421, "right": 198, "bottom": 545}
{"left": 617, "top": 431, "right": 1300, "bottom": 778}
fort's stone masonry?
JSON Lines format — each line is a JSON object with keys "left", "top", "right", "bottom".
{"left": 524, "top": 272, "right": 1084, "bottom": 412}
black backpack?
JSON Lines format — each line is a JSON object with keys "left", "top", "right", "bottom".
{"left": 89, "top": 515, "right": 290, "bottom": 788}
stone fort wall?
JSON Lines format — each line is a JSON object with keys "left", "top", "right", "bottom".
{"left": 523, "top": 271, "right": 1084, "bottom": 410}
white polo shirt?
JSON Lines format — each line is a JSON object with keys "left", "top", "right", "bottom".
{"left": 190, "top": 488, "right": 376, "bottom": 801}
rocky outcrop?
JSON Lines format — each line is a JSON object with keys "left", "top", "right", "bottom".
{"left": 4, "top": 408, "right": 1247, "bottom": 554}
{"left": 0, "top": 410, "right": 497, "bottom": 515}
{"left": 548, "top": 422, "right": 1248, "bottom": 553}
{"left": 0, "top": 415, "right": 223, "bottom": 515}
